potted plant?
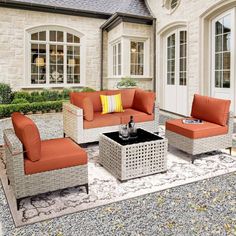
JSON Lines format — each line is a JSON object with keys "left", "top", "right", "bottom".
{"left": 116, "top": 77, "right": 137, "bottom": 89}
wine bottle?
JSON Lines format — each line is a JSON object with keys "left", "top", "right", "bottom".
{"left": 128, "top": 116, "right": 137, "bottom": 138}
{"left": 128, "top": 116, "right": 134, "bottom": 129}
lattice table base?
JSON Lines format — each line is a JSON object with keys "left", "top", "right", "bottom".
{"left": 99, "top": 133, "right": 168, "bottom": 181}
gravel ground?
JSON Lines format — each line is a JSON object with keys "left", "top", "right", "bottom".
{"left": 0, "top": 172, "right": 235, "bottom": 236}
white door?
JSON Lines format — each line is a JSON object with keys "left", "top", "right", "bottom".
{"left": 164, "top": 29, "right": 188, "bottom": 115}
{"left": 212, "top": 10, "right": 235, "bottom": 112}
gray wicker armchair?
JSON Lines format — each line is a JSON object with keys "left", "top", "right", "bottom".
{"left": 4, "top": 113, "right": 88, "bottom": 210}
{"left": 166, "top": 95, "right": 233, "bottom": 163}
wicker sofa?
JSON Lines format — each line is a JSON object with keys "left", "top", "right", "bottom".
{"left": 4, "top": 112, "right": 88, "bottom": 210}
{"left": 63, "top": 88, "right": 159, "bottom": 144}
{"left": 166, "top": 94, "right": 233, "bottom": 163}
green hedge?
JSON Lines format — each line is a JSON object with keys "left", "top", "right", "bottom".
{"left": 11, "top": 87, "right": 96, "bottom": 103}
{"left": 11, "top": 98, "right": 29, "bottom": 104}
{"left": 0, "top": 101, "right": 64, "bottom": 119}
{"left": 0, "top": 83, "right": 96, "bottom": 118}
{"left": 0, "top": 82, "right": 96, "bottom": 105}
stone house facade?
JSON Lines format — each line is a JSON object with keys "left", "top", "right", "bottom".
{"left": 147, "top": 0, "right": 236, "bottom": 115}
{"left": 0, "top": 0, "right": 154, "bottom": 93}
{"left": 0, "top": 0, "right": 236, "bottom": 116}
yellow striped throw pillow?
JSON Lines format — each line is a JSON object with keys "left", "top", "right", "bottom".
{"left": 100, "top": 94, "right": 124, "bottom": 114}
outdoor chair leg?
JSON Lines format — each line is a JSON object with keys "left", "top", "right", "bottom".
{"left": 85, "top": 184, "right": 89, "bottom": 194}
{"left": 228, "top": 147, "right": 232, "bottom": 155}
{"left": 63, "top": 132, "right": 66, "bottom": 138}
{"left": 191, "top": 156, "right": 196, "bottom": 164}
{"left": 7, "top": 178, "right": 10, "bottom": 185}
{"left": 16, "top": 198, "right": 22, "bottom": 211}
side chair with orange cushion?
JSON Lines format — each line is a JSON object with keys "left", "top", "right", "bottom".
{"left": 166, "top": 94, "right": 233, "bottom": 163}
{"left": 4, "top": 112, "right": 88, "bottom": 210}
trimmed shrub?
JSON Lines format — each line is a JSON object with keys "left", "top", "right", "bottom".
{"left": 14, "top": 91, "right": 31, "bottom": 102}
{"left": 81, "top": 87, "right": 95, "bottom": 92}
{"left": 29, "top": 92, "right": 42, "bottom": 103}
{"left": 116, "top": 77, "right": 137, "bottom": 88}
{"left": 0, "top": 83, "right": 13, "bottom": 104}
{"left": 11, "top": 98, "right": 29, "bottom": 104}
{"left": 30, "top": 94, "right": 44, "bottom": 103}
{"left": 0, "top": 101, "right": 64, "bottom": 118}
{"left": 41, "top": 90, "right": 60, "bottom": 101}
{"left": 61, "top": 88, "right": 71, "bottom": 100}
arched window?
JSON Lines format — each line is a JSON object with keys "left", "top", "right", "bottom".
{"left": 27, "top": 26, "right": 84, "bottom": 87}
{"left": 163, "top": 0, "right": 180, "bottom": 11}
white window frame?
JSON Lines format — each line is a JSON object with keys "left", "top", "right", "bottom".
{"left": 165, "top": 28, "right": 187, "bottom": 87}
{"left": 128, "top": 37, "right": 150, "bottom": 78}
{"left": 162, "top": 0, "right": 180, "bottom": 13}
{"left": 108, "top": 36, "right": 150, "bottom": 79}
{"left": 211, "top": 9, "right": 234, "bottom": 91}
{"left": 211, "top": 9, "right": 235, "bottom": 112}
{"left": 25, "top": 25, "right": 86, "bottom": 88}
{"left": 170, "top": 0, "right": 178, "bottom": 9}
{"left": 130, "top": 41, "right": 144, "bottom": 76}
{"left": 112, "top": 41, "right": 121, "bottom": 77}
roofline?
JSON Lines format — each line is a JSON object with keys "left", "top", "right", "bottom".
{"left": 144, "top": 0, "right": 156, "bottom": 17}
{"left": 101, "top": 12, "right": 154, "bottom": 31}
{"left": 0, "top": 0, "right": 112, "bottom": 19}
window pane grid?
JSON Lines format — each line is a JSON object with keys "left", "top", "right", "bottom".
{"left": 167, "top": 34, "right": 175, "bottom": 85}
{"left": 214, "top": 14, "right": 231, "bottom": 88}
{"left": 113, "top": 42, "right": 121, "bottom": 76}
{"left": 166, "top": 31, "right": 187, "bottom": 86}
{"left": 130, "top": 41, "right": 144, "bottom": 76}
{"left": 179, "top": 31, "right": 187, "bottom": 86}
{"left": 170, "top": 0, "right": 178, "bottom": 9}
{"left": 30, "top": 30, "right": 81, "bottom": 85}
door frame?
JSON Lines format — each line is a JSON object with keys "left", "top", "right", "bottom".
{"left": 163, "top": 27, "right": 188, "bottom": 115}
{"left": 211, "top": 8, "right": 235, "bottom": 113}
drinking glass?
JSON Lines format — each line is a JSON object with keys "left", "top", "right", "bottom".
{"left": 119, "top": 125, "right": 129, "bottom": 140}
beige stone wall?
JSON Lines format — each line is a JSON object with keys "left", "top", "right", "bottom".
{"left": 0, "top": 7, "right": 105, "bottom": 91}
{"left": 147, "top": 0, "right": 236, "bottom": 113}
{"left": 103, "top": 22, "right": 154, "bottom": 91}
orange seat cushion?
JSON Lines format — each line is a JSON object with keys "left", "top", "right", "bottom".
{"left": 106, "top": 89, "right": 136, "bottom": 108}
{"left": 113, "top": 108, "right": 154, "bottom": 124}
{"left": 191, "top": 94, "right": 231, "bottom": 126}
{"left": 166, "top": 119, "right": 228, "bottom": 139}
{"left": 24, "top": 138, "right": 87, "bottom": 175}
{"left": 132, "top": 89, "right": 156, "bottom": 115}
{"left": 11, "top": 112, "right": 41, "bottom": 162}
{"left": 70, "top": 92, "right": 94, "bottom": 121}
{"left": 84, "top": 112, "right": 120, "bottom": 129}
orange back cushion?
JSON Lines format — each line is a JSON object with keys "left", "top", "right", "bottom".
{"left": 191, "top": 94, "right": 231, "bottom": 126}
{"left": 72, "top": 91, "right": 107, "bottom": 112}
{"left": 70, "top": 92, "right": 94, "bottom": 121}
{"left": 106, "top": 89, "right": 136, "bottom": 108}
{"left": 132, "top": 89, "right": 156, "bottom": 115}
{"left": 11, "top": 112, "right": 41, "bottom": 162}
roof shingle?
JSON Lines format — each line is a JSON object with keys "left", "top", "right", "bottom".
{"left": 3, "top": 0, "right": 152, "bottom": 17}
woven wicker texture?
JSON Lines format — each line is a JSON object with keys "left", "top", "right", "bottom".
{"left": 3, "top": 128, "right": 88, "bottom": 199}
{"left": 99, "top": 133, "right": 167, "bottom": 181}
{"left": 166, "top": 112, "right": 233, "bottom": 155}
{"left": 63, "top": 102, "right": 159, "bottom": 144}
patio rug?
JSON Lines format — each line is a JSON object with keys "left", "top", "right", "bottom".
{"left": 1, "top": 128, "right": 236, "bottom": 227}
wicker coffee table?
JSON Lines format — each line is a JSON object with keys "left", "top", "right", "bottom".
{"left": 99, "top": 128, "right": 168, "bottom": 181}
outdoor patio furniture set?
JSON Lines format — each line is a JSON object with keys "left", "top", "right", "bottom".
{"left": 3, "top": 88, "right": 232, "bottom": 210}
